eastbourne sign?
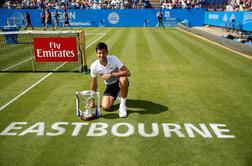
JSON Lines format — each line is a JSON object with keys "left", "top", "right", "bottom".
{"left": 34, "top": 37, "right": 78, "bottom": 62}
{"left": 0, "top": 122, "right": 236, "bottom": 138}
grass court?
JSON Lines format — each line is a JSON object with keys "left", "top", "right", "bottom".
{"left": 0, "top": 27, "right": 252, "bottom": 166}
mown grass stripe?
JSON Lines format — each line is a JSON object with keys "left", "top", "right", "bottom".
{"left": 155, "top": 29, "right": 193, "bottom": 65}
{"left": 171, "top": 30, "right": 252, "bottom": 77}
{"left": 178, "top": 28, "right": 252, "bottom": 60}
{"left": 173, "top": 29, "right": 252, "bottom": 67}
{"left": 109, "top": 28, "right": 130, "bottom": 60}
{"left": 0, "top": 73, "right": 46, "bottom": 106}
{"left": 144, "top": 29, "right": 174, "bottom": 63}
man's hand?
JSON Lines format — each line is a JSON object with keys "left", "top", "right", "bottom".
{"left": 90, "top": 99, "right": 97, "bottom": 108}
{"left": 102, "top": 73, "right": 112, "bottom": 81}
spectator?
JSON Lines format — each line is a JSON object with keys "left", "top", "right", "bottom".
{"left": 161, "top": 0, "right": 169, "bottom": 9}
{"left": 143, "top": 0, "right": 152, "bottom": 8}
{"left": 226, "top": 0, "right": 234, "bottom": 11}
{"left": 155, "top": 10, "right": 165, "bottom": 29}
{"left": 132, "top": 0, "right": 139, "bottom": 8}
{"left": 144, "top": 19, "right": 150, "bottom": 27}
{"left": 40, "top": 8, "right": 46, "bottom": 29}
{"left": 0, "top": 0, "right": 4, "bottom": 8}
{"left": 63, "top": 8, "right": 72, "bottom": 28}
{"left": 24, "top": 12, "right": 34, "bottom": 30}
{"left": 45, "top": 8, "right": 53, "bottom": 30}
{"left": 6, "top": 18, "right": 10, "bottom": 26}
{"left": 54, "top": 10, "right": 59, "bottom": 30}
{"left": 13, "top": 17, "right": 17, "bottom": 27}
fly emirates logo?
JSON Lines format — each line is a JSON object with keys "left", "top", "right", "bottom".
{"left": 34, "top": 37, "right": 78, "bottom": 62}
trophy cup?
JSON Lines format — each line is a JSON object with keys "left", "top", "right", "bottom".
{"left": 75, "top": 90, "right": 101, "bottom": 121}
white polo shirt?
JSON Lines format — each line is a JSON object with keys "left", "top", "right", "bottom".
{"left": 90, "top": 55, "right": 123, "bottom": 85}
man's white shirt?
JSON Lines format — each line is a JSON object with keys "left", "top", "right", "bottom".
{"left": 90, "top": 55, "right": 123, "bottom": 85}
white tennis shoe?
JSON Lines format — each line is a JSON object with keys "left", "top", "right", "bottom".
{"left": 119, "top": 105, "right": 127, "bottom": 118}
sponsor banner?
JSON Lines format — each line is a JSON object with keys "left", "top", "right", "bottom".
{"left": 243, "top": 12, "right": 252, "bottom": 31}
{"left": 34, "top": 37, "right": 78, "bottom": 62}
{"left": 205, "top": 11, "right": 252, "bottom": 31}
{"left": 0, "top": 9, "right": 205, "bottom": 27}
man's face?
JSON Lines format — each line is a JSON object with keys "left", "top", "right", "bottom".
{"left": 96, "top": 49, "right": 108, "bottom": 63}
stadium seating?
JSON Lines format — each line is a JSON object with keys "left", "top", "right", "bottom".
{"left": 1, "top": 0, "right": 238, "bottom": 9}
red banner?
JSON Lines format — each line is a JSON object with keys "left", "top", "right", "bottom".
{"left": 34, "top": 37, "right": 78, "bottom": 62}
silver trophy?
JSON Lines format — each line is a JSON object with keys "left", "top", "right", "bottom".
{"left": 75, "top": 90, "right": 101, "bottom": 121}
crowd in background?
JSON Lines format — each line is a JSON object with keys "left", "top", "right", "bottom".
{"left": 225, "top": 0, "right": 252, "bottom": 11}
{"left": 160, "top": 0, "right": 205, "bottom": 9}
{"left": 1, "top": 0, "right": 252, "bottom": 10}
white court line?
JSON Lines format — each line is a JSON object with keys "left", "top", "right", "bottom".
{"left": 1, "top": 57, "right": 34, "bottom": 72}
{"left": 0, "top": 32, "right": 106, "bottom": 111}
{"left": 0, "top": 73, "right": 53, "bottom": 111}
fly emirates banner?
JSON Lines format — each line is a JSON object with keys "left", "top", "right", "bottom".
{"left": 34, "top": 37, "right": 78, "bottom": 62}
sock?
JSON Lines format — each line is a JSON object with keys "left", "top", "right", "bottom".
{"left": 120, "top": 98, "right": 126, "bottom": 108}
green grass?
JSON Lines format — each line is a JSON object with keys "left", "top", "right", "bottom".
{"left": 0, "top": 27, "right": 252, "bottom": 166}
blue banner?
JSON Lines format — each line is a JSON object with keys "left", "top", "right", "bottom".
{"left": 243, "top": 12, "right": 252, "bottom": 31}
{"left": 205, "top": 11, "right": 252, "bottom": 31}
{"left": 0, "top": 9, "right": 205, "bottom": 28}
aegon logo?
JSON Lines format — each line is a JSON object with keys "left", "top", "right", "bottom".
{"left": 108, "top": 12, "right": 119, "bottom": 25}
{"left": 34, "top": 37, "right": 78, "bottom": 62}
{"left": 0, "top": 122, "right": 236, "bottom": 138}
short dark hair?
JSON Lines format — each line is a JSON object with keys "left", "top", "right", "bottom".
{"left": 96, "top": 42, "right": 108, "bottom": 52}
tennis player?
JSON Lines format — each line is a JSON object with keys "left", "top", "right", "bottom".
{"left": 155, "top": 10, "right": 165, "bottom": 29}
{"left": 90, "top": 42, "right": 131, "bottom": 118}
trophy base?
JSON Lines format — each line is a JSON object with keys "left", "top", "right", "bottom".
{"left": 80, "top": 114, "right": 97, "bottom": 121}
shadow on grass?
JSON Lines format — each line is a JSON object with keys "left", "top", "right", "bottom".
{"left": 102, "top": 99, "right": 168, "bottom": 119}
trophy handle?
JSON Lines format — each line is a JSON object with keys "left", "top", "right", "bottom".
{"left": 96, "top": 92, "right": 101, "bottom": 117}
{"left": 75, "top": 92, "right": 81, "bottom": 116}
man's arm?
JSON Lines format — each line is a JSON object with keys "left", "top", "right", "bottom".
{"left": 90, "top": 76, "right": 97, "bottom": 107}
{"left": 102, "top": 65, "right": 130, "bottom": 81}
{"left": 91, "top": 76, "right": 98, "bottom": 92}
{"left": 112, "top": 65, "right": 131, "bottom": 77}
